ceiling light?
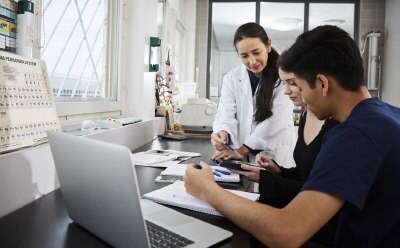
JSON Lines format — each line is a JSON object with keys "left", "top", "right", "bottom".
{"left": 271, "top": 18, "right": 302, "bottom": 31}
{"left": 323, "top": 19, "right": 346, "bottom": 26}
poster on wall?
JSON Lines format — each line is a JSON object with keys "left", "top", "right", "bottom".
{"left": 0, "top": 51, "right": 61, "bottom": 154}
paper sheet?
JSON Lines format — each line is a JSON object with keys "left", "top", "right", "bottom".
{"left": 143, "top": 181, "right": 259, "bottom": 216}
{"left": 131, "top": 149, "right": 201, "bottom": 167}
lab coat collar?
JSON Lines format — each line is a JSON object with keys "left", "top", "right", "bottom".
{"left": 233, "top": 64, "right": 252, "bottom": 96}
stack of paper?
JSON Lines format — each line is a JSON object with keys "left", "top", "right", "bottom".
{"left": 143, "top": 181, "right": 259, "bottom": 216}
{"left": 156, "top": 164, "right": 240, "bottom": 183}
{"left": 131, "top": 149, "right": 201, "bottom": 167}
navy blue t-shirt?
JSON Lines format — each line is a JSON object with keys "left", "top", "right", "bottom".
{"left": 302, "top": 98, "right": 400, "bottom": 247}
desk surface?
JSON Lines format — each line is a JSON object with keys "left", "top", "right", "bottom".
{"left": 0, "top": 137, "right": 251, "bottom": 248}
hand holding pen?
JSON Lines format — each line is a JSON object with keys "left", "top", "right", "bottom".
{"left": 185, "top": 162, "right": 218, "bottom": 200}
{"left": 211, "top": 145, "right": 243, "bottom": 161}
{"left": 225, "top": 144, "right": 243, "bottom": 159}
{"left": 211, "top": 131, "right": 230, "bottom": 151}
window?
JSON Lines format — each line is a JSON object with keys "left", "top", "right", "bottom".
{"left": 207, "top": 0, "right": 358, "bottom": 101}
{"left": 174, "top": 20, "right": 184, "bottom": 83}
{"left": 40, "top": 0, "right": 122, "bottom": 118}
{"left": 260, "top": 2, "right": 304, "bottom": 53}
{"left": 209, "top": 2, "right": 256, "bottom": 102}
{"left": 309, "top": 3, "right": 355, "bottom": 38}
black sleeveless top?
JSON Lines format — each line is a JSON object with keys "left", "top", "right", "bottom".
{"left": 291, "top": 111, "right": 339, "bottom": 181}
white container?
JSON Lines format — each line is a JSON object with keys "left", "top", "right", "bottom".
{"left": 16, "top": 0, "right": 35, "bottom": 58}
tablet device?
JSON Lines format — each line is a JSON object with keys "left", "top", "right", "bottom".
{"left": 215, "top": 159, "right": 258, "bottom": 171}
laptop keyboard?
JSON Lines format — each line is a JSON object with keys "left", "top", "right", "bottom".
{"left": 146, "top": 220, "right": 194, "bottom": 248}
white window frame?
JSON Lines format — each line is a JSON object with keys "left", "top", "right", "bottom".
{"left": 34, "top": 0, "right": 124, "bottom": 120}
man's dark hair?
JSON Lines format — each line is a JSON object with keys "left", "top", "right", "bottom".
{"left": 278, "top": 25, "right": 364, "bottom": 90}
{"left": 234, "top": 22, "right": 279, "bottom": 123}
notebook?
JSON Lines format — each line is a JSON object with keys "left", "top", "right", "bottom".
{"left": 157, "top": 164, "right": 240, "bottom": 183}
{"left": 47, "top": 131, "right": 232, "bottom": 248}
{"left": 143, "top": 181, "right": 260, "bottom": 216}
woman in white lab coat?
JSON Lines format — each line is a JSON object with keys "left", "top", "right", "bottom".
{"left": 211, "top": 22, "right": 296, "bottom": 167}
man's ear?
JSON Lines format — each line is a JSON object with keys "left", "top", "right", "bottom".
{"left": 316, "top": 74, "right": 329, "bottom": 96}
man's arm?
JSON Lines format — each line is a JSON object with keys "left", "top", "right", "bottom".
{"left": 184, "top": 162, "right": 344, "bottom": 248}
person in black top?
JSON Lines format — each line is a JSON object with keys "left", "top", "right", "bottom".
{"left": 235, "top": 68, "right": 339, "bottom": 247}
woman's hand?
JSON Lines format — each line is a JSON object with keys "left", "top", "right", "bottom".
{"left": 211, "top": 149, "right": 243, "bottom": 161}
{"left": 255, "top": 152, "right": 281, "bottom": 175}
{"left": 211, "top": 131, "right": 229, "bottom": 151}
{"left": 231, "top": 164, "right": 263, "bottom": 183}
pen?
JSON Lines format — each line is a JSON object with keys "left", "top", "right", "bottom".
{"left": 195, "top": 164, "right": 223, "bottom": 177}
{"left": 214, "top": 168, "right": 231, "bottom": 175}
{"left": 225, "top": 144, "right": 243, "bottom": 159}
{"left": 194, "top": 164, "right": 202, "bottom": 169}
{"left": 212, "top": 171, "right": 221, "bottom": 177}
{"left": 271, "top": 159, "right": 280, "bottom": 167}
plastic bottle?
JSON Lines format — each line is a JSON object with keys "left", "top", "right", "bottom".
{"left": 16, "top": 0, "right": 35, "bottom": 57}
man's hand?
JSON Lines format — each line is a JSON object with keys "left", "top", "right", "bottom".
{"left": 183, "top": 161, "right": 219, "bottom": 201}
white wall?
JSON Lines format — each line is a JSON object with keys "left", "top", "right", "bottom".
{"left": 123, "top": 0, "right": 159, "bottom": 118}
{"left": 382, "top": 0, "right": 400, "bottom": 107}
{"left": 183, "top": 0, "right": 197, "bottom": 83}
{"left": 0, "top": 119, "right": 163, "bottom": 218}
{"left": 0, "top": 145, "right": 58, "bottom": 218}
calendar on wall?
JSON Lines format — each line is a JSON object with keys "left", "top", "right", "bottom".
{"left": 0, "top": 51, "right": 61, "bottom": 154}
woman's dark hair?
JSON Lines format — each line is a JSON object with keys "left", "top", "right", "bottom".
{"left": 234, "top": 22, "right": 279, "bottom": 124}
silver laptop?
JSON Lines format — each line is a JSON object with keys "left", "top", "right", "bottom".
{"left": 48, "top": 131, "right": 232, "bottom": 248}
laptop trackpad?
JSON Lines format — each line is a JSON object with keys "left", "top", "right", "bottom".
{"left": 146, "top": 209, "right": 194, "bottom": 228}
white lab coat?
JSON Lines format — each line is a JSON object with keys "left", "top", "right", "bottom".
{"left": 213, "top": 64, "right": 296, "bottom": 168}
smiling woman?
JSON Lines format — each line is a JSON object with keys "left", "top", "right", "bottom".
{"left": 211, "top": 22, "right": 296, "bottom": 171}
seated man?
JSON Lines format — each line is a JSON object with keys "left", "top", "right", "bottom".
{"left": 184, "top": 25, "right": 400, "bottom": 247}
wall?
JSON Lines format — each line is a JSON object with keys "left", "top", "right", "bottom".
{"left": 359, "top": 0, "right": 386, "bottom": 45}
{"left": 123, "top": 0, "right": 158, "bottom": 118}
{"left": 0, "top": 145, "right": 57, "bottom": 218}
{"left": 195, "top": 0, "right": 209, "bottom": 98}
{"left": 382, "top": 0, "right": 400, "bottom": 107}
{"left": 358, "top": 0, "right": 386, "bottom": 99}
{"left": 0, "top": 118, "right": 163, "bottom": 218}
{"left": 183, "top": 0, "right": 197, "bottom": 83}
